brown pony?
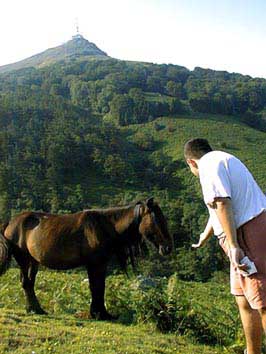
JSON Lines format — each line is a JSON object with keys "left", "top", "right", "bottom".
{"left": 0, "top": 198, "right": 172, "bottom": 320}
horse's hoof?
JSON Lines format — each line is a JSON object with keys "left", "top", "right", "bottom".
{"left": 26, "top": 307, "right": 47, "bottom": 315}
{"left": 37, "top": 309, "right": 47, "bottom": 315}
{"left": 103, "top": 312, "right": 118, "bottom": 321}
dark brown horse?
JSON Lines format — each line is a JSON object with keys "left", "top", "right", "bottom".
{"left": 0, "top": 198, "right": 172, "bottom": 320}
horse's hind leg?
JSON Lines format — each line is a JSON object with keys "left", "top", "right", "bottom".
{"left": 23, "top": 260, "right": 47, "bottom": 314}
{"left": 14, "top": 252, "right": 47, "bottom": 314}
{"left": 87, "top": 264, "right": 116, "bottom": 320}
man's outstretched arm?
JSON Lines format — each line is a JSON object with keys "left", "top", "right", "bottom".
{"left": 192, "top": 217, "right": 213, "bottom": 248}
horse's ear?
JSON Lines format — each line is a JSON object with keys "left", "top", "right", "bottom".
{"left": 135, "top": 200, "right": 145, "bottom": 216}
{"left": 146, "top": 197, "right": 154, "bottom": 209}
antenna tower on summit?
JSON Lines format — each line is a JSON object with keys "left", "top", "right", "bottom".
{"left": 72, "top": 18, "right": 83, "bottom": 39}
{"left": 75, "top": 18, "right": 79, "bottom": 35}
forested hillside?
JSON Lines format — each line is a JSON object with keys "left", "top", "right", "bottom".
{"left": 1, "top": 48, "right": 266, "bottom": 280}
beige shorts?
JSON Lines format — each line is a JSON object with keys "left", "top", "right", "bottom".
{"left": 219, "top": 211, "right": 266, "bottom": 309}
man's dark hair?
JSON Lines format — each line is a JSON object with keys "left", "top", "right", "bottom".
{"left": 184, "top": 138, "right": 213, "bottom": 159}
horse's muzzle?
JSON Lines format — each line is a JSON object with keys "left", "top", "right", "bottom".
{"left": 159, "top": 245, "right": 172, "bottom": 256}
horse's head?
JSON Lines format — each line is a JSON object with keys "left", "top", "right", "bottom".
{"left": 136, "top": 198, "right": 173, "bottom": 256}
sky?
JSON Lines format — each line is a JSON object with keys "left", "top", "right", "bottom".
{"left": 1, "top": 0, "right": 266, "bottom": 78}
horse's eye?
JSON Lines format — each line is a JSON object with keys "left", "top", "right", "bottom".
{"left": 150, "top": 212, "right": 158, "bottom": 227}
{"left": 147, "top": 233, "right": 155, "bottom": 242}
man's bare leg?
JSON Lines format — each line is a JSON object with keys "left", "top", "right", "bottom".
{"left": 257, "top": 308, "right": 266, "bottom": 332}
{"left": 236, "top": 295, "right": 262, "bottom": 354}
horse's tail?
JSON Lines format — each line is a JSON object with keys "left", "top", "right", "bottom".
{"left": 0, "top": 224, "right": 12, "bottom": 276}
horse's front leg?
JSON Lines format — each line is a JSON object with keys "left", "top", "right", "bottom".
{"left": 87, "top": 264, "right": 115, "bottom": 320}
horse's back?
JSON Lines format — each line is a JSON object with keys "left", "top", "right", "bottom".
{"left": 4, "top": 210, "right": 118, "bottom": 269}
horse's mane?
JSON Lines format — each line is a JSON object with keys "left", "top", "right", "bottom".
{"left": 86, "top": 204, "right": 133, "bottom": 219}
{"left": 86, "top": 204, "right": 146, "bottom": 272}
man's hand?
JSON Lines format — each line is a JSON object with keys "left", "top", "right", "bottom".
{"left": 229, "top": 247, "right": 248, "bottom": 272}
{"left": 214, "top": 198, "right": 248, "bottom": 272}
{"left": 192, "top": 233, "right": 209, "bottom": 248}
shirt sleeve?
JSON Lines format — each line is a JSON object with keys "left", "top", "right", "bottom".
{"left": 199, "top": 160, "right": 232, "bottom": 205}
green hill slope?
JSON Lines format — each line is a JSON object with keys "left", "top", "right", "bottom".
{"left": 0, "top": 269, "right": 239, "bottom": 354}
{"left": 127, "top": 113, "right": 266, "bottom": 189}
{"left": 0, "top": 36, "right": 108, "bottom": 74}
{"left": 1, "top": 48, "right": 266, "bottom": 281}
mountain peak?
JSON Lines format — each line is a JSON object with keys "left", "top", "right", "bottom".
{"left": 0, "top": 35, "right": 108, "bottom": 74}
{"left": 72, "top": 33, "right": 85, "bottom": 40}
{"left": 62, "top": 35, "right": 108, "bottom": 57}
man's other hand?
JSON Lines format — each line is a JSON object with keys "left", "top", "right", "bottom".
{"left": 192, "top": 233, "right": 208, "bottom": 248}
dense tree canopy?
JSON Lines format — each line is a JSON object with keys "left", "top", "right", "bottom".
{"left": 0, "top": 57, "right": 266, "bottom": 279}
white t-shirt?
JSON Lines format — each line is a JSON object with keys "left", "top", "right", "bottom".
{"left": 198, "top": 151, "right": 266, "bottom": 236}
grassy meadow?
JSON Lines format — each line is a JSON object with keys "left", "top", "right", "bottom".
{"left": 0, "top": 267, "right": 245, "bottom": 354}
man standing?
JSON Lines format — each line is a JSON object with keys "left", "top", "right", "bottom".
{"left": 184, "top": 138, "right": 266, "bottom": 354}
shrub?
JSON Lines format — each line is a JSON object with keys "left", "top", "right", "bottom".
{"left": 106, "top": 274, "right": 239, "bottom": 346}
